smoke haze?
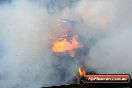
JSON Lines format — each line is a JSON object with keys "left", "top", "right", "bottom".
{"left": 0, "top": 0, "right": 132, "bottom": 88}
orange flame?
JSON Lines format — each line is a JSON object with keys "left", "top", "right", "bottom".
{"left": 51, "top": 35, "right": 81, "bottom": 57}
{"left": 78, "top": 67, "right": 86, "bottom": 76}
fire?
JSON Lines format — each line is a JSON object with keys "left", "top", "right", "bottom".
{"left": 78, "top": 67, "right": 86, "bottom": 76}
{"left": 51, "top": 35, "right": 82, "bottom": 57}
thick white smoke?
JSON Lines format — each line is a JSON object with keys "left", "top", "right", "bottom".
{"left": 0, "top": 0, "right": 132, "bottom": 88}
{"left": 0, "top": 0, "right": 57, "bottom": 88}
{"left": 75, "top": 0, "right": 132, "bottom": 75}
{"left": 0, "top": 0, "right": 81, "bottom": 88}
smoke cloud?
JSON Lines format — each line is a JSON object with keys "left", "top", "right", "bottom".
{"left": 0, "top": 0, "right": 132, "bottom": 88}
{"left": 76, "top": 0, "right": 132, "bottom": 74}
{"left": 0, "top": 0, "right": 56, "bottom": 88}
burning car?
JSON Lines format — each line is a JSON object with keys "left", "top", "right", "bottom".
{"left": 49, "top": 20, "right": 96, "bottom": 84}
